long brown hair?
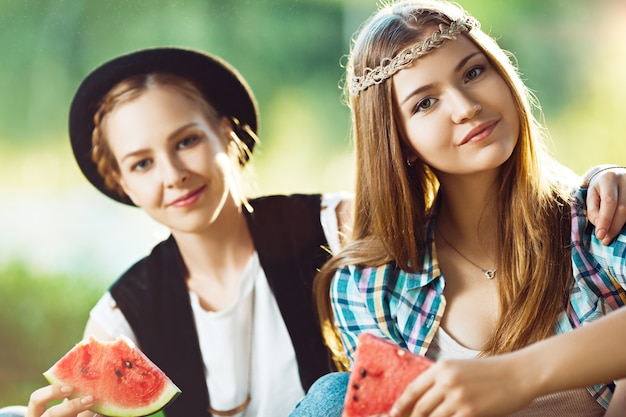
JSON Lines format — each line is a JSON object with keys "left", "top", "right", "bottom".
{"left": 316, "top": 0, "right": 576, "bottom": 370}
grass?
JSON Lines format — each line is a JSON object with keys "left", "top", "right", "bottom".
{"left": 0, "top": 263, "right": 106, "bottom": 407}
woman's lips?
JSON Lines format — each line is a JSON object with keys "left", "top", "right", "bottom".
{"left": 460, "top": 119, "right": 499, "bottom": 145}
{"left": 169, "top": 185, "right": 206, "bottom": 207}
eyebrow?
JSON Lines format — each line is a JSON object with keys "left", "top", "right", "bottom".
{"left": 119, "top": 122, "right": 198, "bottom": 163}
{"left": 399, "top": 50, "right": 483, "bottom": 105}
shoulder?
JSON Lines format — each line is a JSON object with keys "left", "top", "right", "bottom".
{"left": 111, "top": 235, "right": 181, "bottom": 292}
{"left": 249, "top": 193, "right": 322, "bottom": 212}
{"left": 246, "top": 193, "right": 328, "bottom": 247}
{"left": 88, "top": 292, "right": 138, "bottom": 343}
{"left": 569, "top": 187, "right": 626, "bottom": 292}
{"left": 249, "top": 192, "right": 352, "bottom": 216}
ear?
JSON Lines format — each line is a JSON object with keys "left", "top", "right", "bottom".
{"left": 220, "top": 116, "right": 235, "bottom": 146}
{"left": 404, "top": 150, "right": 418, "bottom": 165}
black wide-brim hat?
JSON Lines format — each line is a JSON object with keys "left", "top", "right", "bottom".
{"left": 69, "top": 47, "right": 259, "bottom": 206}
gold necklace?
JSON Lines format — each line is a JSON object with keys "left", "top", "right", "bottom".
{"left": 207, "top": 284, "right": 255, "bottom": 416}
{"left": 437, "top": 227, "right": 496, "bottom": 280}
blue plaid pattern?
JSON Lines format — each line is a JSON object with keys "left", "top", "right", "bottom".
{"left": 331, "top": 187, "right": 626, "bottom": 408}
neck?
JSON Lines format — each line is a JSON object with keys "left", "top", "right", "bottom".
{"left": 173, "top": 196, "right": 254, "bottom": 295}
{"left": 435, "top": 170, "right": 499, "bottom": 250}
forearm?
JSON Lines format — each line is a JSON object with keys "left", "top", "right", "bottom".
{"left": 514, "top": 307, "right": 626, "bottom": 397}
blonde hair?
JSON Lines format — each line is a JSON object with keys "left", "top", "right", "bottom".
{"left": 316, "top": 0, "right": 577, "bottom": 370}
{"left": 91, "top": 73, "right": 250, "bottom": 200}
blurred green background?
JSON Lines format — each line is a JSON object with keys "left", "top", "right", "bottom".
{"left": 1, "top": 0, "right": 625, "bottom": 411}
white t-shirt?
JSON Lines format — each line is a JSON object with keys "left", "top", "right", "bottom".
{"left": 89, "top": 193, "right": 349, "bottom": 417}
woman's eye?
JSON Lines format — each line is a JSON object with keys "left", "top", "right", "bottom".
{"left": 465, "top": 66, "right": 484, "bottom": 81}
{"left": 414, "top": 97, "right": 436, "bottom": 113}
{"left": 177, "top": 134, "right": 199, "bottom": 149}
{"left": 132, "top": 159, "right": 152, "bottom": 172}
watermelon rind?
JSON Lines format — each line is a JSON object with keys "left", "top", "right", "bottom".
{"left": 43, "top": 336, "right": 181, "bottom": 417}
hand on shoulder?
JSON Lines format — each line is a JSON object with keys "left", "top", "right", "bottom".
{"left": 584, "top": 165, "right": 626, "bottom": 245}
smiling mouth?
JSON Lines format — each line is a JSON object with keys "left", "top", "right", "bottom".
{"left": 169, "top": 185, "right": 206, "bottom": 207}
{"left": 460, "top": 120, "right": 499, "bottom": 145}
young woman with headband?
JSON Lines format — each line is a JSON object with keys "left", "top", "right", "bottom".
{"left": 294, "top": 1, "right": 626, "bottom": 416}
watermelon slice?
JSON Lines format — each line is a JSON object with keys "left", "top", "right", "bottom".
{"left": 342, "top": 333, "right": 434, "bottom": 417}
{"left": 43, "top": 336, "right": 180, "bottom": 417}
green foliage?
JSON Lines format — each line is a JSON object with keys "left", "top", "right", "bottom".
{"left": 0, "top": 0, "right": 350, "bottom": 150}
{"left": 2, "top": 0, "right": 625, "bottom": 175}
{"left": 0, "top": 263, "right": 107, "bottom": 407}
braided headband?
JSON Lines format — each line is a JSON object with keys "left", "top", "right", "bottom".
{"left": 350, "top": 16, "right": 479, "bottom": 96}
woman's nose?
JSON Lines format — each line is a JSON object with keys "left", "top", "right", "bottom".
{"left": 160, "top": 158, "right": 189, "bottom": 187}
{"left": 450, "top": 90, "right": 481, "bottom": 124}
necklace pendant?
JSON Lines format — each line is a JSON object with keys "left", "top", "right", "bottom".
{"left": 484, "top": 269, "right": 496, "bottom": 280}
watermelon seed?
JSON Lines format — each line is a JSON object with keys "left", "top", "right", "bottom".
{"left": 125, "top": 361, "right": 133, "bottom": 368}
{"left": 80, "top": 367, "right": 89, "bottom": 375}
{"left": 115, "top": 369, "right": 123, "bottom": 378}
{"left": 353, "top": 395, "right": 359, "bottom": 402}
{"left": 352, "top": 383, "right": 360, "bottom": 390}
{"left": 360, "top": 369, "right": 367, "bottom": 378}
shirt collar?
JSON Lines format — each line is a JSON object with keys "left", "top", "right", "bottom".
{"left": 404, "top": 210, "right": 444, "bottom": 290}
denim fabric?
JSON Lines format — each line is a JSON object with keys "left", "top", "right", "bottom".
{"left": 0, "top": 406, "right": 26, "bottom": 417}
{"left": 289, "top": 372, "right": 349, "bottom": 417}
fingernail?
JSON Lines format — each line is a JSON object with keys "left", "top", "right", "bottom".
{"left": 596, "top": 229, "right": 606, "bottom": 241}
{"left": 81, "top": 395, "right": 94, "bottom": 405}
{"left": 389, "top": 407, "right": 398, "bottom": 417}
{"left": 60, "top": 385, "right": 73, "bottom": 394}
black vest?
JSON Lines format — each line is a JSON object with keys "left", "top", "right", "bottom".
{"left": 110, "top": 194, "right": 334, "bottom": 416}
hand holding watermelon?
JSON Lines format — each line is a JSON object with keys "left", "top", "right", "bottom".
{"left": 342, "top": 334, "right": 536, "bottom": 417}
{"left": 26, "top": 336, "right": 180, "bottom": 417}
{"left": 26, "top": 384, "right": 98, "bottom": 417}
{"left": 387, "top": 353, "right": 537, "bottom": 417}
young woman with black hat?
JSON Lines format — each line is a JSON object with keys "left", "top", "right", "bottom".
{"left": 16, "top": 45, "right": 626, "bottom": 417}
{"left": 21, "top": 47, "right": 350, "bottom": 417}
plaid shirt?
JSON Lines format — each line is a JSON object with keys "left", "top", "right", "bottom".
{"left": 331, "top": 187, "right": 626, "bottom": 408}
